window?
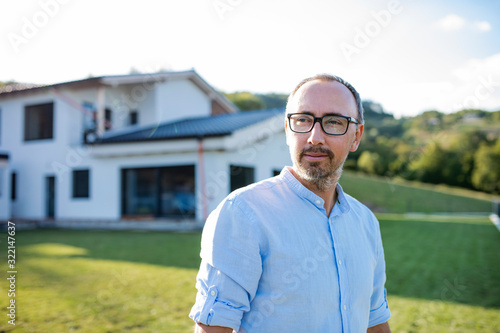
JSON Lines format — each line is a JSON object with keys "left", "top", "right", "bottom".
{"left": 11, "top": 172, "right": 16, "bottom": 200}
{"left": 24, "top": 102, "right": 54, "bottom": 141}
{"left": 130, "top": 110, "right": 138, "bottom": 125}
{"left": 82, "top": 102, "right": 96, "bottom": 130}
{"left": 121, "top": 165, "right": 195, "bottom": 217}
{"left": 105, "top": 108, "right": 112, "bottom": 131}
{"left": 73, "top": 169, "right": 90, "bottom": 198}
{"left": 230, "top": 165, "right": 255, "bottom": 192}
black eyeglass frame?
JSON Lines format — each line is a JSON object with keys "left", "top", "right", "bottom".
{"left": 287, "top": 113, "right": 360, "bottom": 136}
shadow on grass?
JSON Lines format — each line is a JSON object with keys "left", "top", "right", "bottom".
{"left": 380, "top": 218, "right": 500, "bottom": 309}
{"left": 14, "top": 229, "right": 203, "bottom": 270}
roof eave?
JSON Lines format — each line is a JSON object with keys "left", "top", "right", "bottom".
{"left": 91, "top": 132, "right": 232, "bottom": 145}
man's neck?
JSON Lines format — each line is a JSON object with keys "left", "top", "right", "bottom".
{"left": 290, "top": 168, "right": 338, "bottom": 216}
{"left": 313, "top": 184, "right": 338, "bottom": 217}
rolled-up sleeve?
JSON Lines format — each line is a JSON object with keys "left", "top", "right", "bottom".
{"left": 189, "top": 197, "right": 263, "bottom": 331}
{"left": 368, "top": 221, "right": 391, "bottom": 327}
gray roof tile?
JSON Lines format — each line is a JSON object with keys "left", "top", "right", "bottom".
{"left": 97, "top": 109, "right": 284, "bottom": 144}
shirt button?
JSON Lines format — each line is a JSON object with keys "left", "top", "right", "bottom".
{"left": 338, "top": 260, "right": 342, "bottom": 265}
{"left": 316, "top": 200, "right": 321, "bottom": 205}
{"left": 343, "top": 305, "right": 347, "bottom": 310}
{"left": 210, "top": 290, "right": 216, "bottom": 296}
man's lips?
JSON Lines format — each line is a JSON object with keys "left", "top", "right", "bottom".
{"left": 303, "top": 153, "right": 329, "bottom": 161}
{"left": 300, "top": 148, "right": 333, "bottom": 162}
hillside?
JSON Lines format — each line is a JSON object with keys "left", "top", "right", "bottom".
{"left": 340, "top": 171, "right": 493, "bottom": 214}
{"left": 354, "top": 106, "right": 500, "bottom": 194}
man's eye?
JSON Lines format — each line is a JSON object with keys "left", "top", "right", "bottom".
{"left": 325, "top": 118, "right": 343, "bottom": 126}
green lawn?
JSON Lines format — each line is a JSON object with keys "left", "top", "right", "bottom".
{"left": 1, "top": 231, "right": 202, "bottom": 332}
{"left": 1, "top": 216, "right": 500, "bottom": 332}
{"left": 379, "top": 215, "right": 500, "bottom": 332}
{"left": 340, "top": 171, "right": 493, "bottom": 213}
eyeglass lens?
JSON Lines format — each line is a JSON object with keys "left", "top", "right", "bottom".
{"left": 289, "top": 114, "right": 349, "bottom": 135}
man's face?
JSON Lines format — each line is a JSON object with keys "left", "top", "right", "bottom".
{"left": 285, "top": 79, "right": 364, "bottom": 191}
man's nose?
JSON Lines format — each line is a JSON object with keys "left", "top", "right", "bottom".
{"left": 307, "top": 122, "right": 325, "bottom": 145}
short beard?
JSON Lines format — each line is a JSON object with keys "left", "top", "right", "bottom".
{"left": 295, "top": 147, "right": 345, "bottom": 192}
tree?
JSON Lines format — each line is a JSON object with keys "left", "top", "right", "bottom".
{"left": 472, "top": 139, "right": 500, "bottom": 193}
{"left": 358, "top": 151, "right": 384, "bottom": 175}
{"left": 409, "top": 141, "right": 448, "bottom": 184}
{"left": 448, "top": 130, "right": 487, "bottom": 188}
{"left": 224, "top": 91, "right": 265, "bottom": 111}
{"left": 0, "top": 80, "right": 17, "bottom": 88}
{"left": 257, "top": 93, "right": 288, "bottom": 109}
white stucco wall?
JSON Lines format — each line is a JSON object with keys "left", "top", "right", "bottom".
{"left": 199, "top": 128, "right": 292, "bottom": 216}
{"left": 0, "top": 92, "right": 59, "bottom": 219}
{"left": 58, "top": 149, "right": 203, "bottom": 220}
{"left": 101, "top": 84, "right": 157, "bottom": 130}
{"left": 155, "top": 79, "right": 211, "bottom": 123}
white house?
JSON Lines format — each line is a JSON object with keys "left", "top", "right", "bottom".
{"left": 0, "top": 70, "right": 291, "bottom": 225}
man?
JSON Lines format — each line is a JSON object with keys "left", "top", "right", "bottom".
{"left": 189, "top": 74, "right": 391, "bottom": 332}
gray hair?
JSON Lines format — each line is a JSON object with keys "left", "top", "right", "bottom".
{"left": 285, "top": 74, "right": 364, "bottom": 124}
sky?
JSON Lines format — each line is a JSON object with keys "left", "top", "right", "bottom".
{"left": 1, "top": 0, "right": 500, "bottom": 117}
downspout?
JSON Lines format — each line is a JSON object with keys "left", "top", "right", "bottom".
{"left": 197, "top": 138, "right": 209, "bottom": 221}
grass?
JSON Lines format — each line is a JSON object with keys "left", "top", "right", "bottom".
{"left": 0, "top": 231, "right": 202, "bottom": 333}
{"left": 1, "top": 216, "right": 499, "bottom": 332}
{"left": 379, "top": 215, "right": 500, "bottom": 332}
{"left": 340, "top": 171, "right": 493, "bottom": 213}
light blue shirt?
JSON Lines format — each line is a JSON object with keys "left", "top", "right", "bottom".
{"left": 190, "top": 167, "right": 390, "bottom": 332}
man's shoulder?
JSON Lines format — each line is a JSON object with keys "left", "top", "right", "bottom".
{"left": 228, "top": 175, "right": 286, "bottom": 202}
{"left": 208, "top": 175, "right": 288, "bottom": 226}
{"left": 342, "top": 191, "right": 378, "bottom": 220}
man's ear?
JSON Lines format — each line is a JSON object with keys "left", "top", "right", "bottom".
{"left": 350, "top": 123, "right": 364, "bottom": 152}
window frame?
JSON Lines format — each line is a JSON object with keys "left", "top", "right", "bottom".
{"left": 72, "top": 169, "right": 90, "bottom": 199}
{"left": 229, "top": 165, "right": 255, "bottom": 192}
{"left": 11, "top": 172, "right": 16, "bottom": 201}
{"left": 130, "top": 110, "right": 138, "bottom": 125}
{"left": 24, "top": 102, "right": 54, "bottom": 141}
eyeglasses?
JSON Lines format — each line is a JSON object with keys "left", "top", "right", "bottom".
{"left": 287, "top": 113, "right": 360, "bottom": 136}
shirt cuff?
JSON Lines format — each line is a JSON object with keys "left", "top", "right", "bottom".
{"left": 368, "top": 292, "right": 391, "bottom": 327}
{"left": 189, "top": 285, "right": 244, "bottom": 331}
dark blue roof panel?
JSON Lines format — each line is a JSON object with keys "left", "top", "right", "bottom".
{"left": 97, "top": 109, "right": 285, "bottom": 144}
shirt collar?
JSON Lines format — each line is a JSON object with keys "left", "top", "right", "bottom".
{"left": 280, "top": 166, "right": 351, "bottom": 216}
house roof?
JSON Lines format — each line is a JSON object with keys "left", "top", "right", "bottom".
{"left": 0, "top": 82, "right": 47, "bottom": 94}
{"left": 96, "top": 109, "right": 285, "bottom": 144}
{"left": 0, "top": 70, "right": 237, "bottom": 114}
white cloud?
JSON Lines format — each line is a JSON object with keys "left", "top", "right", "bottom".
{"left": 436, "top": 15, "right": 492, "bottom": 33}
{"left": 376, "top": 54, "right": 500, "bottom": 116}
{"left": 474, "top": 21, "right": 492, "bottom": 32}
{"left": 437, "top": 14, "right": 465, "bottom": 31}
{"left": 446, "top": 54, "right": 500, "bottom": 111}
